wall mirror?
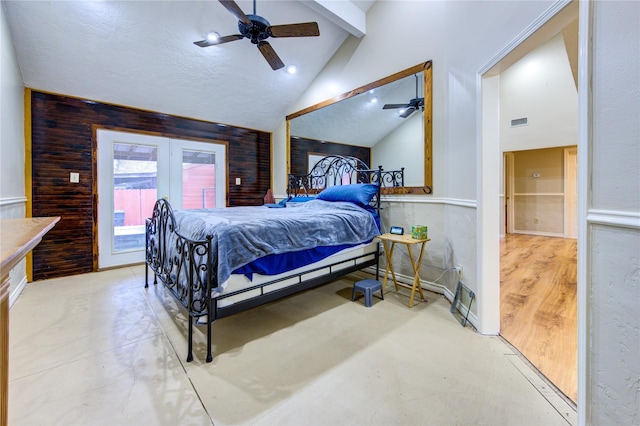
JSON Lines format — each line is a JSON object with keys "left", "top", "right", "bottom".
{"left": 286, "top": 61, "right": 432, "bottom": 194}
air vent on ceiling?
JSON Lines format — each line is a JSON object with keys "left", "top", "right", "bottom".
{"left": 510, "top": 117, "right": 528, "bottom": 127}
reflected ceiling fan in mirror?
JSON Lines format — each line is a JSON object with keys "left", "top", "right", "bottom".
{"left": 194, "top": 0, "right": 320, "bottom": 70}
{"left": 382, "top": 74, "right": 424, "bottom": 118}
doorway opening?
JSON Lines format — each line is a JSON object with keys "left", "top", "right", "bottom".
{"left": 500, "top": 146, "right": 578, "bottom": 403}
{"left": 478, "top": 0, "right": 579, "bottom": 405}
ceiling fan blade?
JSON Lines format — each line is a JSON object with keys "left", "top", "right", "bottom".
{"left": 257, "top": 41, "right": 285, "bottom": 70}
{"left": 399, "top": 107, "right": 417, "bottom": 118}
{"left": 218, "top": 0, "right": 252, "bottom": 25}
{"left": 194, "top": 34, "right": 244, "bottom": 47}
{"left": 383, "top": 103, "right": 410, "bottom": 110}
{"left": 269, "top": 22, "right": 320, "bottom": 38}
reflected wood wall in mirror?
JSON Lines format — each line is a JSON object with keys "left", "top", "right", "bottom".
{"left": 290, "top": 138, "right": 370, "bottom": 177}
{"left": 287, "top": 61, "right": 432, "bottom": 194}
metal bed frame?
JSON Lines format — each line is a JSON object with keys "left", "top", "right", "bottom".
{"left": 145, "top": 155, "right": 399, "bottom": 362}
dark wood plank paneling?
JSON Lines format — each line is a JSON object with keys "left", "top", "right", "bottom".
{"left": 30, "top": 91, "right": 271, "bottom": 280}
{"left": 290, "top": 137, "right": 370, "bottom": 177}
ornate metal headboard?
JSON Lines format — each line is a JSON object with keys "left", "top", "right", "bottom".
{"left": 287, "top": 155, "right": 404, "bottom": 197}
{"left": 287, "top": 156, "right": 377, "bottom": 196}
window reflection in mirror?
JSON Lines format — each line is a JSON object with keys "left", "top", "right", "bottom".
{"left": 287, "top": 61, "right": 432, "bottom": 194}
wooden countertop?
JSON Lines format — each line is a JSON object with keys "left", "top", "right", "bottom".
{"left": 1, "top": 216, "right": 59, "bottom": 426}
{"left": 0, "top": 217, "right": 60, "bottom": 279}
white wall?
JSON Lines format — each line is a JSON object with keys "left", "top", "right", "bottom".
{"left": 371, "top": 110, "right": 422, "bottom": 186}
{"left": 500, "top": 32, "right": 578, "bottom": 152}
{"left": 0, "top": 2, "right": 28, "bottom": 305}
{"left": 587, "top": 1, "right": 640, "bottom": 423}
{"left": 1, "top": 2, "right": 25, "bottom": 202}
{"left": 278, "top": 4, "right": 640, "bottom": 419}
{"left": 497, "top": 30, "right": 578, "bottom": 238}
{"left": 276, "top": 1, "right": 556, "bottom": 320}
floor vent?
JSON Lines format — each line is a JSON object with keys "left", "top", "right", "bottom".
{"left": 510, "top": 117, "right": 528, "bottom": 127}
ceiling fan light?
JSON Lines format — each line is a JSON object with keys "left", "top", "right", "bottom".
{"left": 206, "top": 31, "right": 220, "bottom": 42}
{"left": 286, "top": 65, "right": 298, "bottom": 74}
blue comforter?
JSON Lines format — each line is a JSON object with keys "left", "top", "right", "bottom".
{"left": 172, "top": 199, "right": 380, "bottom": 287}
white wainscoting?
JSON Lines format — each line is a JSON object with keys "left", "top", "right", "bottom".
{"left": 0, "top": 196, "right": 27, "bottom": 216}
{"left": 0, "top": 196, "right": 28, "bottom": 308}
{"left": 374, "top": 196, "right": 478, "bottom": 328}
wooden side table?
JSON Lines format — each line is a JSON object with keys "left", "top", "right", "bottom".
{"left": 376, "top": 233, "right": 430, "bottom": 308}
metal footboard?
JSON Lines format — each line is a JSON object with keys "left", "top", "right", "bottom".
{"left": 145, "top": 198, "right": 215, "bottom": 362}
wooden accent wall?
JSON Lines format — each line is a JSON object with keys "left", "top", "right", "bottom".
{"left": 29, "top": 91, "right": 271, "bottom": 281}
{"left": 290, "top": 137, "right": 370, "bottom": 177}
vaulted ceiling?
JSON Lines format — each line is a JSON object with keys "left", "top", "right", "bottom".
{"left": 3, "top": 0, "right": 376, "bottom": 132}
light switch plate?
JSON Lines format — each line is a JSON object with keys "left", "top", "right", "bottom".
{"left": 70, "top": 172, "right": 80, "bottom": 183}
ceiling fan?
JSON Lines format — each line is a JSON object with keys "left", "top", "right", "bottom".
{"left": 194, "top": 0, "right": 320, "bottom": 70}
{"left": 382, "top": 74, "right": 424, "bottom": 118}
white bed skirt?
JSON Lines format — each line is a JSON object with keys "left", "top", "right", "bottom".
{"left": 214, "top": 241, "right": 378, "bottom": 307}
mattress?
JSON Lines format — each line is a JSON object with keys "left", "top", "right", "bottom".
{"left": 213, "top": 241, "right": 378, "bottom": 307}
{"left": 171, "top": 199, "right": 380, "bottom": 287}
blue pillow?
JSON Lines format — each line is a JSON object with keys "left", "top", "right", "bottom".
{"left": 316, "top": 184, "right": 378, "bottom": 206}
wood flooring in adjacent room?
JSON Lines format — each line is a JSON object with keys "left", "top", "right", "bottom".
{"left": 500, "top": 233, "right": 577, "bottom": 404}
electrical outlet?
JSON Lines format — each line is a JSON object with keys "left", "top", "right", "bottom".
{"left": 454, "top": 264, "right": 463, "bottom": 276}
{"left": 534, "top": 217, "right": 540, "bottom": 224}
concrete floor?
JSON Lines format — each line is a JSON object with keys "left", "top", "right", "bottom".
{"left": 9, "top": 266, "right": 576, "bottom": 425}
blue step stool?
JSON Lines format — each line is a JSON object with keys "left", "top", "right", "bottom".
{"left": 351, "top": 279, "right": 384, "bottom": 307}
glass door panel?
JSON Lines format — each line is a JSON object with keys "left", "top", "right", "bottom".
{"left": 97, "top": 129, "right": 170, "bottom": 269}
{"left": 112, "top": 143, "right": 158, "bottom": 252}
{"left": 181, "top": 150, "right": 216, "bottom": 209}
{"left": 171, "top": 139, "right": 226, "bottom": 211}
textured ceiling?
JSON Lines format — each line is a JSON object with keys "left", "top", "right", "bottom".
{"left": 3, "top": 1, "right": 375, "bottom": 132}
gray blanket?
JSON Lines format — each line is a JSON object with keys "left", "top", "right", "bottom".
{"left": 172, "top": 199, "right": 380, "bottom": 287}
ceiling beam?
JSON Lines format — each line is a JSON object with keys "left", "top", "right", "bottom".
{"left": 303, "top": 0, "right": 367, "bottom": 38}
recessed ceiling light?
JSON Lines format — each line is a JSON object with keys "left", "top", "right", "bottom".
{"left": 370, "top": 97, "right": 378, "bottom": 104}
{"left": 327, "top": 83, "right": 341, "bottom": 95}
{"left": 206, "top": 32, "right": 220, "bottom": 42}
{"left": 286, "top": 65, "right": 298, "bottom": 74}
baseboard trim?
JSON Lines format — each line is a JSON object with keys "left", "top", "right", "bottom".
{"left": 512, "top": 230, "right": 565, "bottom": 238}
{"left": 9, "top": 275, "right": 28, "bottom": 308}
{"left": 365, "top": 267, "right": 480, "bottom": 330}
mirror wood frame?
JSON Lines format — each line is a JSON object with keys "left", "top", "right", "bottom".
{"left": 286, "top": 61, "right": 432, "bottom": 195}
